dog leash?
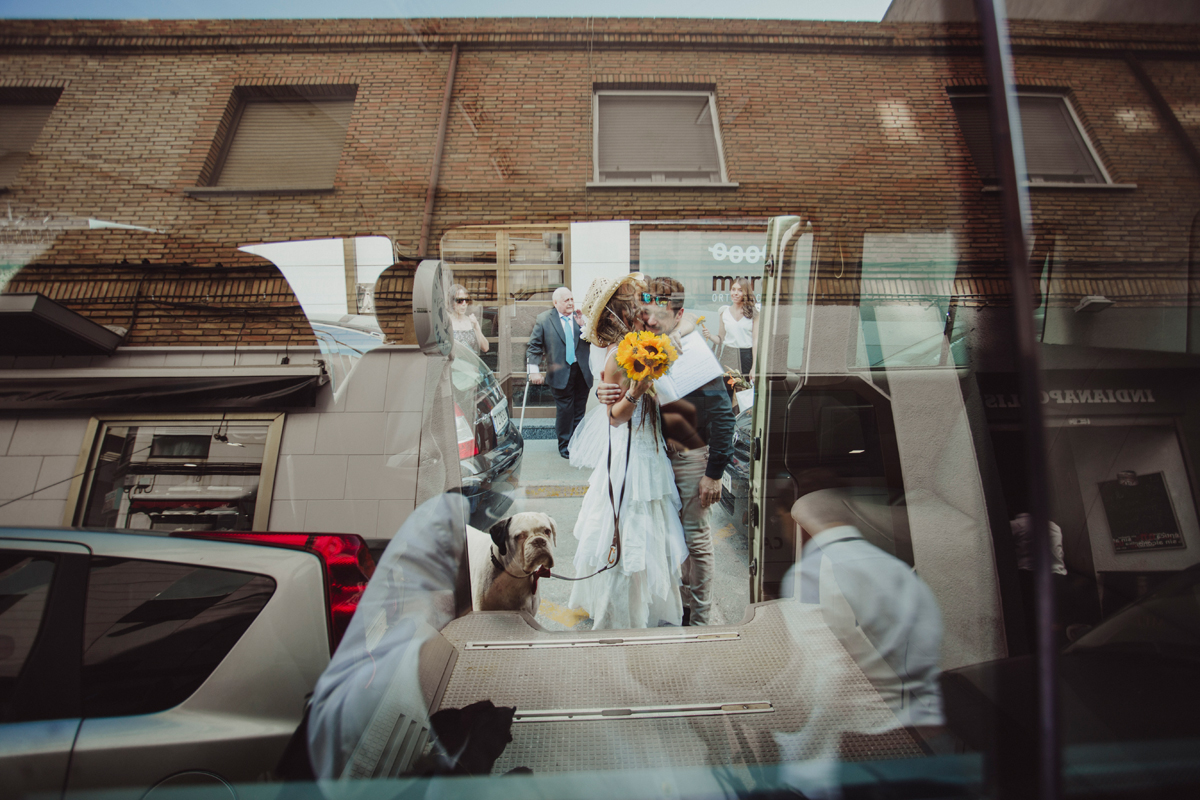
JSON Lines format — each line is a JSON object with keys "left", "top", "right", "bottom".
{"left": 548, "top": 401, "right": 633, "bottom": 582}
{"left": 491, "top": 551, "right": 552, "bottom": 586}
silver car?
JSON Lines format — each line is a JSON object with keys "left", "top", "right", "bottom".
{"left": 0, "top": 527, "right": 373, "bottom": 799}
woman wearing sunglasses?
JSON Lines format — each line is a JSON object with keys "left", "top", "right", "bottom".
{"left": 449, "top": 283, "right": 489, "bottom": 355}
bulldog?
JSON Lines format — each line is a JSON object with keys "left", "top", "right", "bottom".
{"left": 473, "top": 512, "right": 557, "bottom": 616}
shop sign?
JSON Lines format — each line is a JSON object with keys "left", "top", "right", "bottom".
{"left": 984, "top": 387, "right": 1159, "bottom": 409}
{"left": 977, "top": 370, "right": 1184, "bottom": 417}
{"left": 1098, "top": 471, "right": 1187, "bottom": 553}
{"left": 638, "top": 230, "right": 767, "bottom": 314}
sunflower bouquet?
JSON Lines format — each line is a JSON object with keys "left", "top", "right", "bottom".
{"left": 614, "top": 330, "right": 679, "bottom": 386}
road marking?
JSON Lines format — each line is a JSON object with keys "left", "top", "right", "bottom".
{"left": 715, "top": 520, "right": 738, "bottom": 540}
{"left": 537, "top": 598, "right": 590, "bottom": 628}
{"left": 523, "top": 484, "right": 589, "bottom": 497}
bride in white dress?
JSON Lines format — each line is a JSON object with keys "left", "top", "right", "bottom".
{"left": 565, "top": 274, "right": 687, "bottom": 629}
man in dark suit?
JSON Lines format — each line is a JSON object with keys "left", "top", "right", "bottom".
{"left": 527, "top": 286, "right": 592, "bottom": 458}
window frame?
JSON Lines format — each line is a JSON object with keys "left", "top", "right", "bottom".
{"left": 193, "top": 85, "right": 357, "bottom": 195}
{"left": 588, "top": 89, "right": 737, "bottom": 189}
{"left": 950, "top": 89, "right": 1127, "bottom": 190}
{"left": 0, "top": 87, "right": 62, "bottom": 191}
{"left": 64, "top": 412, "right": 286, "bottom": 531}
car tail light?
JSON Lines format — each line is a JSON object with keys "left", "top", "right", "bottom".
{"left": 175, "top": 531, "right": 376, "bottom": 652}
{"left": 455, "top": 402, "right": 478, "bottom": 458}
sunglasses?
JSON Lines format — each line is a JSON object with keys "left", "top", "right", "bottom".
{"left": 455, "top": 297, "right": 471, "bottom": 304}
{"left": 641, "top": 292, "right": 671, "bottom": 307}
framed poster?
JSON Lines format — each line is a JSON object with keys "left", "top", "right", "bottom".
{"left": 1098, "top": 471, "right": 1187, "bottom": 553}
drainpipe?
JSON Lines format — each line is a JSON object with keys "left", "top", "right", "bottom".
{"left": 419, "top": 43, "right": 459, "bottom": 259}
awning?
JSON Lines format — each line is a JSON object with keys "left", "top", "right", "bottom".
{"left": 0, "top": 365, "right": 327, "bottom": 410}
{"left": 0, "top": 293, "right": 124, "bottom": 356}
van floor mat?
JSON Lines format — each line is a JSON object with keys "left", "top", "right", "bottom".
{"left": 436, "top": 602, "right": 924, "bottom": 774}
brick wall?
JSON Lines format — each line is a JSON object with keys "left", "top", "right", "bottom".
{"left": 1, "top": 17, "right": 1197, "bottom": 344}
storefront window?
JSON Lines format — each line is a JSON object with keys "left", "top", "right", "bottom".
{"left": 71, "top": 416, "right": 283, "bottom": 532}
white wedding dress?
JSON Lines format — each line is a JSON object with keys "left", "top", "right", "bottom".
{"left": 566, "top": 348, "right": 687, "bottom": 629}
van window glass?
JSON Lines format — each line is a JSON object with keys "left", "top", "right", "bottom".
{"left": 81, "top": 557, "right": 274, "bottom": 717}
{"left": 856, "top": 233, "right": 958, "bottom": 368}
{"left": 0, "top": 553, "right": 56, "bottom": 711}
{"left": 5, "top": 2, "right": 1200, "bottom": 795}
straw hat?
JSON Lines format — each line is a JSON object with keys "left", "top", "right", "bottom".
{"left": 579, "top": 272, "right": 645, "bottom": 347}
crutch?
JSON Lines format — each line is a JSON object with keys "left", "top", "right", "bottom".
{"left": 518, "top": 377, "right": 531, "bottom": 433}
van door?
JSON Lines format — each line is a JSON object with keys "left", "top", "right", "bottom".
{"left": 747, "top": 215, "right": 811, "bottom": 602}
{"left": 0, "top": 539, "right": 90, "bottom": 800}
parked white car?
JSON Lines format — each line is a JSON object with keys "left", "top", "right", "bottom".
{"left": 0, "top": 527, "right": 374, "bottom": 799}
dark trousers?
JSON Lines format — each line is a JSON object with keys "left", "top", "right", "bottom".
{"left": 736, "top": 346, "right": 753, "bottom": 376}
{"left": 551, "top": 362, "right": 590, "bottom": 456}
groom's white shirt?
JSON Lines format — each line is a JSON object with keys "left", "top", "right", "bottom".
{"left": 655, "top": 330, "right": 724, "bottom": 403}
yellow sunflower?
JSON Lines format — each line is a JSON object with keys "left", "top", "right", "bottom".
{"left": 615, "top": 331, "right": 679, "bottom": 382}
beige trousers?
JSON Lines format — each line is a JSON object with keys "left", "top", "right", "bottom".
{"left": 671, "top": 446, "right": 716, "bottom": 625}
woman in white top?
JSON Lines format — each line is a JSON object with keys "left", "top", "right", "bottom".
{"left": 706, "top": 277, "right": 757, "bottom": 376}
{"left": 448, "top": 283, "right": 489, "bottom": 355}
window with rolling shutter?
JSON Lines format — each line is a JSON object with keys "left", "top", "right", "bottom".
{"left": 949, "top": 91, "right": 1110, "bottom": 185}
{"left": 211, "top": 88, "right": 356, "bottom": 190}
{"left": 0, "top": 89, "right": 61, "bottom": 189}
{"left": 593, "top": 91, "right": 730, "bottom": 185}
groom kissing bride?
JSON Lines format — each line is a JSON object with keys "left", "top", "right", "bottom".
{"left": 565, "top": 273, "right": 736, "bottom": 629}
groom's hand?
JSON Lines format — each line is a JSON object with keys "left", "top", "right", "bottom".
{"left": 698, "top": 476, "right": 721, "bottom": 508}
{"left": 596, "top": 380, "right": 623, "bottom": 405}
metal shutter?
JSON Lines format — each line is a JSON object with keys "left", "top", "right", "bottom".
{"left": 1018, "top": 95, "right": 1106, "bottom": 183}
{"left": 0, "top": 104, "right": 55, "bottom": 188}
{"left": 597, "top": 93, "right": 723, "bottom": 181}
{"left": 950, "top": 94, "right": 1105, "bottom": 184}
{"left": 215, "top": 98, "right": 353, "bottom": 189}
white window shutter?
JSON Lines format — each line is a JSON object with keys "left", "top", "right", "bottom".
{"left": 1018, "top": 96, "right": 1105, "bottom": 183}
{"left": 0, "top": 104, "right": 55, "bottom": 188}
{"left": 215, "top": 98, "right": 354, "bottom": 189}
{"left": 597, "top": 93, "right": 724, "bottom": 182}
{"left": 950, "top": 93, "right": 1106, "bottom": 185}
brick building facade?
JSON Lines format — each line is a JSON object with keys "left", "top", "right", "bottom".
{"left": 0, "top": 15, "right": 1198, "bottom": 537}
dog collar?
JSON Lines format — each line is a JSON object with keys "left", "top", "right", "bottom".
{"left": 490, "top": 549, "right": 551, "bottom": 582}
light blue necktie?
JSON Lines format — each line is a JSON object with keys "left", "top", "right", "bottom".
{"left": 562, "top": 316, "right": 575, "bottom": 365}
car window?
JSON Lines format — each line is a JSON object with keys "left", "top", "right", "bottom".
{"left": 81, "top": 557, "right": 275, "bottom": 718}
{"left": 0, "top": 553, "right": 56, "bottom": 715}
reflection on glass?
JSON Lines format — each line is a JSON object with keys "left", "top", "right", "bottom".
{"left": 857, "top": 233, "right": 957, "bottom": 368}
{"left": 241, "top": 236, "right": 393, "bottom": 389}
{"left": 507, "top": 269, "right": 563, "bottom": 301}
{"left": 80, "top": 422, "right": 269, "bottom": 531}
{"left": 442, "top": 233, "right": 501, "bottom": 264}
{"left": 509, "top": 232, "right": 564, "bottom": 266}
{"left": 5, "top": 4, "right": 1200, "bottom": 796}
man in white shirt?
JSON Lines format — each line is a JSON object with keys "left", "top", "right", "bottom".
{"left": 783, "top": 488, "right": 946, "bottom": 733}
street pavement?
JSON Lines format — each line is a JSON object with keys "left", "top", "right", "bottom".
{"left": 507, "top": 437, "right": 750, "bottom": 632}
